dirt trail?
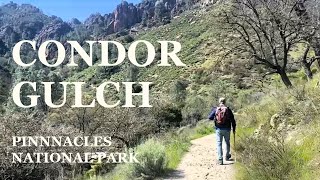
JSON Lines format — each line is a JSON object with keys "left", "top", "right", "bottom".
{"left": 165, "top": 134, "right": 235, "bottom": 180}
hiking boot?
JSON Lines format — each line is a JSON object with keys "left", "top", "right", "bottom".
{"left": 218, "top": 159, "right": 223, "bottom": 165}
{"left": 226, "top": 154, "right": 231, "bottom": 161}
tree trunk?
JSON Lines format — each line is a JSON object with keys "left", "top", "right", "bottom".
{"left": 314, "top": 46, "right": 320, "bottom": 70}
{"left": 302, "top": 63, "right": 313, "bottom": 80}
{"left": 278, "top": 69, "right": 293, "bottom": 87}
{"left": 301, "top": 46, "right": 313, "bottom": 80}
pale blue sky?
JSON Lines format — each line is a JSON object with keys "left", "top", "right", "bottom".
{"left": 0, "top": 0, "right": 141, "bottom": 21}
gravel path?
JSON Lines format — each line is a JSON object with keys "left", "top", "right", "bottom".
{"left": 165, "top": 134, "right": 235, "bottom": 180}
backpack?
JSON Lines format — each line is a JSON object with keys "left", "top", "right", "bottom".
{"left": 215, "top": 105, "right": 228, "bottom": 125}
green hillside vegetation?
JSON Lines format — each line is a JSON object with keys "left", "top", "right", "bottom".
{"left": 76, "top": 3, "right": 320, "bottom": 179}
{"left": 1, "top": 0, "right": 320, "bottom": 179}
{"left": 67, "top": 7, "right": 219, "bottom": 87}
{"left": 85, "top": 122, "right": 214, "bottom": 180}
{"left": 235, "top": 76, "right": 320, "bottom": 180}
{"left": 66, "top": 5, "right": 256, "bottom": 116}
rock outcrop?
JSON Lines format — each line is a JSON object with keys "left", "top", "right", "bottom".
{"left": 34, "top": 20, "right": 73, "bottom": 59}
{"left": 0, "top": 0, "right": 216, "bottom": 50}
{"left": 84, "top": 1, "right": 143, "bottom": 35}
{"left": 69, "top": 18, "right": 81, "bottom": 27}
{"left": 84, "top": 13, "right": 114, "bottom": 35}
{"left": 0, "top": 26, "right": 20, "bottom": 47}
{"left": 114, "top": 1, "right": 143, "bottom": 32}
{"left": 84, "top": 0, "right": 195, "bottom": 36}
{"left": 34, "top": 20, "right": 73, "bottom": 47}
{"left": 0, "top": 2, "right": 64, "bottom": 50}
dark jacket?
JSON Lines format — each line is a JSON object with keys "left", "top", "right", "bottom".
{"left": 208, "top": 106, "right": 236, "bottom": 131}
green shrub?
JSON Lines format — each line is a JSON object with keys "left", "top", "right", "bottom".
{"left": 133, "top": 139, "right": 167, "bottom": 179}
{"left": 103, "top": 164, "right": 134, "bottom": 180}
{"left": 94, "top": 121, "right": 215, "bottom": 180}
{"left": 182, "top": 96, "right": 207, "bottom": 125}
{"left": 237, "top": 136, "right": 308, "bottom": 180}
{"left": 161, "top": 130, "right": 192, "bottom": 169}
{"left": 236, "top": 75, "right": 320, "bottom": 180}
{"left": 102, "top": 139, "right": 168, "bottom": 180}
{"left": 191, "top": 121, "right": 215, "bottom": 139}
{"left": 151, "top": 102, "right": 183, "bottom": 130}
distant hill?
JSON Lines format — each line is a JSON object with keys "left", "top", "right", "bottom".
{"left": 0, "top": 0, "right": 216, "bottom": 106}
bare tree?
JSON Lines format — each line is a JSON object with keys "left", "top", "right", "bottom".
{"left": 49, "top": 97, "right": 159, "bottom": 149}
{"left": 295, "top": 0, "right": 320, "bottom": 75}
{"left": 218, "top": 0, "right": 310, "bottom": 87}
{"left": 300, "top": 44, "right": 319, "bottom": 79}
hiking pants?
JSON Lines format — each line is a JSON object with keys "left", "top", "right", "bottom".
{"left": 216, "top": 129, "right": 231, "bottom": 160}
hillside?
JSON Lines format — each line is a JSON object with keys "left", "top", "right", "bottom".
{"left": 0, "top": 0, "right": 320, "bottom": 180}
{"left": 0, "top": 0, "right": 217, "bottom": 107}
{"left": 68, "top": 4, "right": 260, "bottom": 110}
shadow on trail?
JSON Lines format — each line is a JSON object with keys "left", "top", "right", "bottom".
{"left": 163, "top": 169, "right": 185, "bottom": 180}
{"left": 221, "top": 159, "right": 235, "bottom": 165}
{"left": 221, "top": 162, "right": 234, "bottom": 166}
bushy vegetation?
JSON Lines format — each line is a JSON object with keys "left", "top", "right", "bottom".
{"left": 133, "top": 139, "right": 167, "bottom": 179}
{"left": 235, "top": 76, "right": 320, "bottom": 180}
{"left": 236, "top": 137, "right": 310, "bottom": 180}
{"left": 91, "top": 121, "right": 214, "bottom": 180}
{"left": 0, "top": 0, "right": 320, "bottom": 179}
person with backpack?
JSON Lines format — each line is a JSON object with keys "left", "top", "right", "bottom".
{"left": 208, "top": 97, "right": 236, "bottom": 165}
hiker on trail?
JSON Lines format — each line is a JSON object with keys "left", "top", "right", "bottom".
{"left": 208, "top": 97, "right": 236, "bottom": 165}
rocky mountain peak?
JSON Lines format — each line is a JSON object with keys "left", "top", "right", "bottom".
{"left": 113, "top": 1, "right": 142, "bottom": 32}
